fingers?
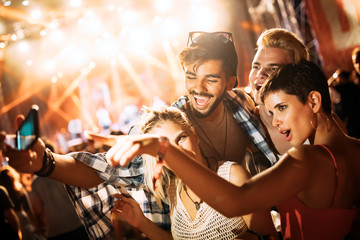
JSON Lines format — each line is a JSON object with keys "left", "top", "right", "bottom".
{"left": 106, "top": 138, "right": 142, "bottom": 167}
{"left": 15, "top": 115, "right": 25, "bottom": 129}
{"left": 84, "top": 130, "right": 117, "bottom": 146}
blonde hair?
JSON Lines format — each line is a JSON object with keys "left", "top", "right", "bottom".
{"left": 257, "top": 28, "right": 309, "bottom": 63}
{"left": 138, "top": 106, "right": 194, "bottom": 208}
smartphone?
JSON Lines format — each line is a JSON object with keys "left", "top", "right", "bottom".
{"left": 15, "top": 105, "right": 40, "bottom": 150}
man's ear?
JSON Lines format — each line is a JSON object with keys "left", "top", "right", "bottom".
{"left": 308, "top": 91, "right": 322, "bottom": 113}
{"left": 227, "top": 76, "right": 237, "bottom": 90}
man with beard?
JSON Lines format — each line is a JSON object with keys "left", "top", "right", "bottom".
{"left": 172, "top": 32, "right": 277, "bottom": 174}
{"left": 1, "top": 31, "right": 278, "bottom": 239}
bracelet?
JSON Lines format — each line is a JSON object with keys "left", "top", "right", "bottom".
{"left": 34, "top": 148, "right": 55, "bottom": 177}
{"left": 152, "top": 136, "right": 169, "bottom": 190}
{"left": 157, "top": 136, "right": 170, "bottom": 163}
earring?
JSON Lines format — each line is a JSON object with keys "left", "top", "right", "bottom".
{"left": 309, "top": 112, "right": 317, "bottom": 130}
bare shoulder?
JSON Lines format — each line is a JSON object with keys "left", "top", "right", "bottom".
{"left": 228, "top": 163, "right": 250, "bottom": 186}
{"left": 284, "top": 145, "right": 321, "bottom": 161}
{"left": 280, "top": 145, "right": 327, "bottom": 170}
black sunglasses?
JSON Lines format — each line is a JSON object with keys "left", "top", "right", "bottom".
{"left": 186, "top": 31, "right": 233, "bottom": 47}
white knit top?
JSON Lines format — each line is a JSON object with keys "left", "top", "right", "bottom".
{"left": 170, "top": 161, "right": 248, "bottom": 240}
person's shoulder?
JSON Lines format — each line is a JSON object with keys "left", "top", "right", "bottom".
{"left": 171, "top": 95, "right": 189, "bottom": 110}
{"left": 227, "top": 88, "right": 256, "bottom": 110}
{"left": 221, "top": 161, "right": 250, "bottom": 185}
{"left": 285, "top": 144, "right": 329, "bottom": 165}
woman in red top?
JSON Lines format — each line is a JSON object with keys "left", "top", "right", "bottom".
{"left": 105, "top": 60, "right": 360, "bottom": 239}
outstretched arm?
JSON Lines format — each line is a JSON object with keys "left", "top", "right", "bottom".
{"left": 0, "top": 115, "right": 103, "bottom": 188}
{"left": 112, "top": 193, "right": 172, "bottom": 240}
{"left": 105, "top": 134, "right": 308, "bottom": 218}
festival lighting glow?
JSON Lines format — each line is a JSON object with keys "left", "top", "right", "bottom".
{"left": 0, "top": 0, "right": 233, "bottom": 138}
{"left": 70, "top": 0, "right": 82, "bottom": 8}
{"left": 18, "top": 41, "right": 29, "bottom": 52}
{"left": 190, "top": 6, "right": 216, "bottom": 30}
{"left": 155, "top": 0, "right": 173, "bottom": 13}
{"left": 48, "top": 30, "right": 65, "bottom": 45}
{"left": 160, "top": 17, "right": 182, "bottom": 40}
{"left": 30, "top": 10, "right": 42, "bottom": 19}
{"left": 44, "top": 60, "right": 55, "bottom": 72}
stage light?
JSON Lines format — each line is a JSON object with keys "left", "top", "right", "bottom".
{"left": 95, "top": 37, "right": 119, "bottom": 59}
{"left": 26, "top": 59, "right": 33, "bottom": 66}
{"left": 45, "top": 60, "right": 55, "bottom": 72}
{"left": 155, "top": 0, "right": 173, "bottom": 12}
{"left": 40, "top": 30, "right": 47, "bottom": 36}
{"left": 49, "top": 30, "right": 65, "bottom": 44}
{"left": 125, "top": 27, "right": 152, "bottom": 54}
{"left": 18, "top": 41, "right": 30, "bottom": 52}
{"left": 107, "top": 4, "right": 115, "bottom": 11}
{"left": 121, "top": 10, "right": 138, "bottom": 25}
{"left": 51, "top": 76, "right": 58, "bottom": 83}
{"left": 57, "top": 72, "right": 64, "bottom": 78}
{"left": 30, "top": 10, "right": 42, "bottom": 19}
{"left": 22, "top": 1, "right": 29, "bottom": 6}
{"left": 78, "top": 16, "right": 102, "bottom": 36}
{"left": 190, "top": 6, "right": 216, "bottom": 29}
{"left": 48, "top": 21, "right": 58, "bottom": 30}
{"left": 160, "top": 17, "right": 181, "bottom": 39}
{"left": 70, "top": 0, "right": 82, "bottom": 8}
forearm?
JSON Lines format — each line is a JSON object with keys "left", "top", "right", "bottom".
{"left": 50, "top": 153, "right": 104, "bottom": 188}
{"left": 137, "top": 216, "right": 172, "bottom": 240}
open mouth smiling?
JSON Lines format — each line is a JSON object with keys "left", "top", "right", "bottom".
{"left": 255, "top": 83, "right": 263, "bottom": 91}
{"left": 193, "top": 94, "right": 211, "bottom": 108}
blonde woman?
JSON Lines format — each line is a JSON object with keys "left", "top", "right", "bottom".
{"left": 110, "top": 107, "right": 278, "bottom": 240}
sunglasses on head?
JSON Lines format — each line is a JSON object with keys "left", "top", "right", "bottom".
{"left": 186, "top": 31, "right": 233, "bottom": 47}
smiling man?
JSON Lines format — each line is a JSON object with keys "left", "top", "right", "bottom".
{"left": 173, "top": 32, "right": 277, "bottom": 174}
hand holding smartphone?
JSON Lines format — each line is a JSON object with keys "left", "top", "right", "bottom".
{"left": 15, "top": 104, "right": 40, "bottom": 150}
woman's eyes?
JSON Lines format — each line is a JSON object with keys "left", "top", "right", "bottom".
{"left": 278, "top": 105, "right": 287, "bottom": 111}
{"left": 176, "top": 134, "right": 188, "bottom": 144}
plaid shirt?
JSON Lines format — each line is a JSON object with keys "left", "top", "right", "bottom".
{"left": 65, "top": 89, "right": 277, "bottom": 240}
{"left": 65, "top": 152, "right": 171, "bottom": 240}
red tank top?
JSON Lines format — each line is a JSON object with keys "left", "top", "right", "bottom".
{"left": 277, "top": 144, "right": 358, "bottom": 240}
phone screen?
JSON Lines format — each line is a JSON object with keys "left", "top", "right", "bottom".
{"left": 15, "top": 105, "right": 39, "bottom": 150}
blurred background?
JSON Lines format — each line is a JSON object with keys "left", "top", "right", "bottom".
{"left": 0, "top": 0, "right": 359, "bottom": 153}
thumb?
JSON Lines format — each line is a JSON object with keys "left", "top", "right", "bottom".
{"left": 15, "top": 115, "right": 25, "bottom": 129}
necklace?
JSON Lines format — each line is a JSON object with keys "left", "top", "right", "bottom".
{"left": 192, "top": 105, "right": 228, "bottom": 161}
{"left": 183, "top": 185, "right": 203, "bottom": 210}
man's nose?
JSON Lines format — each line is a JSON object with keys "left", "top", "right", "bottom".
{"left": 257, "top": 67, "right": 269, "bottom": 79}
{"left": 194, "top": 78, "right": 207, "bottom": 92}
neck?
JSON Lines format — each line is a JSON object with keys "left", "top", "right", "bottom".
{"left": 202, "top": 102, "right": 225, "bottom": 122}
{"left": 312, "top": 113, "right": 338, "bottom": 145}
